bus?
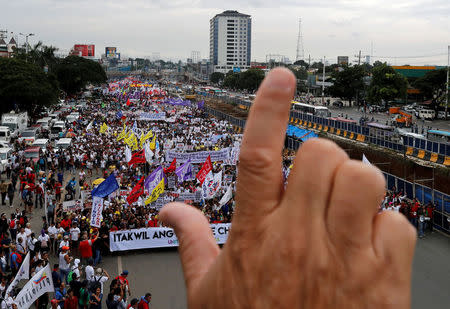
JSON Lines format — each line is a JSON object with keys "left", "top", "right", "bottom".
{"left": 427, "top": 130, "right": 450, "bottom": 143}
{"left": 367, "top": 122, "right": 396, "bottom": 141}
{"left": 291, "top": 102, "right": 330, "bottom": 118}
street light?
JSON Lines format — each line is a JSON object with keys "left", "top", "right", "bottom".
{"left": 19, "top": 32, "right": 34, "bottom": 55}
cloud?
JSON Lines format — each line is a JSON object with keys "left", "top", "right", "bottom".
{"left": 1, "top": 0, "right": 448, "bottom": 65}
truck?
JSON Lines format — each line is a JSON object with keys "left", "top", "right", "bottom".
{"left": 0, "top": 126, "right": 12, "bottom": 143}
{"left": 389, "top": 107, "right": 412, "bottom": 127}
{"left": 1, "top": 111, "right": 28, "bottom": 138}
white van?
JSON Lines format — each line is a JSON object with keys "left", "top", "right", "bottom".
{"left": 55, "top": 138, "right": 72, "bottom": 151}
{"left": 36, "top": 117, "right": 52, "bottom": 130}
{"left": 0, "top": 147, "right": 12, "bottom": 173}
{"left": 418, "top": 109, "right": 435, "bottom": 120}
{"left": 0, "top": 127, "right": 12, "bottom": 143}
{"left": 50, "top": 121, "right": 65, "bottom": 140}
{"left": 32, "top": 139, "right": 50, "bottom": 152}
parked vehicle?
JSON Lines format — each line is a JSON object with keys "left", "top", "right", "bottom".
{"left": 50, "top": 121, "right": 65, "bottom": 140}
{"left": 55, "top": 138, "right": 72, "bottom": 151}
{"left": 1, "top": 111, "right": 28, "bottom": 138}
{"left": 0, "top": 126, "right": 12, "bottom": 143}
{"left": 18, "top": 128, "right": 38, "bottom": 145}
{"left": 32, "top": 139, "right": 50, "bottom": 152}
{"left": 36, "top": 117, "right": 52, "bottom": 130}
{"left": 24, "top": 146, "right": 41, "bottom": 163}
{"left": 0, "top": 147, "right": 12, "bottom": 173}
{"left": 418, "top": 109, "right": 435, "bottom": 120}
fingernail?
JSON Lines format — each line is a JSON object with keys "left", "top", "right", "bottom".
{"left": 265, "top": 69, "right": 294, "bottom": 94}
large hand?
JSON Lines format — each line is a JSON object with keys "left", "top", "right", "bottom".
{"left": 160, "top": 68, "right": 416, "bottom": 308}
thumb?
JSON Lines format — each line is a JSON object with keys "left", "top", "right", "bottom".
{"left": 159, "top": 202, "right": 220, "bottom": 290}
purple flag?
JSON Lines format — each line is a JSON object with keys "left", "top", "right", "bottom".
{"left": 144, "top": 166, "right": 164, "bottom": 191}
{"left": 197, "top": 100, "right": 205, "bottom": 109}
{"left": 175, "top": 159, "right": 193, "bottom": 182}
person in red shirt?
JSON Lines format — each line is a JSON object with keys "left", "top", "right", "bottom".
{"left": 410, "top": 201, "right": 419, "bottom": 228}
{"left": 137, "top": 293, "right": 152, "bottom": 309}
{"left": 79, "top": 233, "right": 96, "bottom": 264}
{"left": 426, "top": 203, "right": 435, "bottom": 232}
{"left": 147, "top": 215, "right": 158, "bottom": 227}
{"left": 55, "top": 182, "right": 62, "bottom": 201}
{"left": 60, "top": 215, "right": 72, "bottom": 230}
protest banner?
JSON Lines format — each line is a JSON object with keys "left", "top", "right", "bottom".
{"left": 90, "top": 196, "right": 104, "bottom": 228}
{"left": 109, "top": 223, "right": 231, "bottom": 252}
{"left": 63, "top": 200, "right": 83, "bottom": 212}
{"left": 139, "top": 112, "right": 166, "bottom": 121}
{"left": 165, "top": 148, "right": 229, "bottom": 163}
{"left": 14, "top": 264, "right": 54, "bottom": 309}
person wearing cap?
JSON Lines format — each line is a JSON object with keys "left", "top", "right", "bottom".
{"left": 59, "top": 246, "right": 72, "bottom": 283}
{"left": 115, "top": 270, "right": 131, "bottom": 301}
{"left": 137, "top": 293, "right": 151, "bottom": 309}
{"left": 94, "top": 267, "right": 110, "bottom": 295}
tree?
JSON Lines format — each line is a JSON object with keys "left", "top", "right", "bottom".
{"left": 367, "top": 63, "right": 407, "bottom": 105}
{"left": 0, "top": 58, "right": 59, "bottom": 114}
{"left": 55, "top": 55, "right": 107, "bottom": 95}
{"left": 13, "top": 41, "right": 59, "bottom": 73}
{"left": 413, "top": 68, "right": 447, "bottom": 100}
{"left": 223, "top": 71, "right": 239, "bottom": 89}
{"left": 237, "top": 68, "right": 265, "bottom": 91}
{"left": 289, "top": 67, "right": 308, "bottom": 80}
{"left": 210, "top": 72, "right": 225, "bottom": 84}
{"left": 293, "top": 60, "right": 309, "bottom": 68}
{"left": 327, "top": 65, "right": 365, "bottom": 106}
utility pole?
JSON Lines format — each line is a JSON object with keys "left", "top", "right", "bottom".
{"left": 446, "top": 45, "right": 449, "bottom": 119}
{"left": 322, "top": 56, "right": 325, "bottom": 105}
{"left": 358, "top": 50, "right": 362, "bottom": 65}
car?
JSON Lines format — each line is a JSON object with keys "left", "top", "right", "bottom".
{"left": 18, "top": 128, "right": 38, "bottom": 145}
{"left": 24, "top": 146, "right": 41, "bottom": 163}
{"left": 0, "top": 141, "right": 10, "bottom": 149}
{"left": 332, "top": 101, "right": 344, "bottom": 108}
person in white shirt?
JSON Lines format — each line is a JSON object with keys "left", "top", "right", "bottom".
{"left": 38, "top": 230, "right": 50, "bottom": 251}
{"left": 71, "top": 259, "right": 82, "bottom": 279}
{"left": 48, "top": 223, "right": 58, "bottom": 254}
{"left": 85, "top": 259, "right": 95, "bottom": 282}
{"left": 93, "top": 267, "right": 110, "bottom": 294}
{"left": 70, "top": 223, "right": 81, "bottom": 255}
{"left": 16, "top": 227, "right": 27, "bottom": 251}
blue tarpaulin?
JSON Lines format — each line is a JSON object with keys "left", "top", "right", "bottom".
{"left": 286, "top": 125, "right": 318, "bottom": 142}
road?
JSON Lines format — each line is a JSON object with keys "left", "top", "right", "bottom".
{"left": 3, "top": 170, "right": 450, "bottom": 308}
{"left": 327, "top": 105, "right": 450, "bottom": 132}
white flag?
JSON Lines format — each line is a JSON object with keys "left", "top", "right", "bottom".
{"left": 6, "top": 252, "right": 30, "bottom": 296}
{"left": 202, "top": 171, "right": 223, "bottom": 200}
{"left": 219, "top": 185, "right": 233, "bottom": 206}
{"left": 86, "top": 121, "right": 93, "bottom": 131}
{"left": 14, "top": 264, "right": 54, "bottom": 309}
{"left": 362, "top": 154, "right": 371, "bottom": 165}
{"left": 144, "top": 142, "right": 154, "bottom": 164}
{"left": 125, "top": 146, "right": 132, "bottom": 163}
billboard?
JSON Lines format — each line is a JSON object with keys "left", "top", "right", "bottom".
{"left": 105, "top": 47, "right": 117, "bottom": 58}
{"left": 73, "top": 44, "right": 95, "bottom": 57}
{"left": 337, "top": 56, "right": 349, "bottom": 65}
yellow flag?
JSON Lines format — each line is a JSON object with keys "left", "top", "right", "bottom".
{"left": 149, "top": 135, "right": 156, "bottom": 150}
{"left": 145, "top": 178, "right": 164, "bottom": 205}
{"left": 116, "top": 125, "right": 127, "bottom": 141}
{"left": 139, "top": 130, "right": 153, "bottom": 148}
{"left": 99, "top": 123, "right": 108, "bottom": 134}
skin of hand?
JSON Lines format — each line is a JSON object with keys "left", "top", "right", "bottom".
{"left": 160, "top": 68, "right": 416, "bottom": 309}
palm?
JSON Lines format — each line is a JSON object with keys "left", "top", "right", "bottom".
{"left": 161, "top": 68, "right": 416, "bottom": 309}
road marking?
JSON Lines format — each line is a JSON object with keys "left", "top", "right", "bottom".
{"left": 117, "top": 255, "right": 122, "bottom": 275}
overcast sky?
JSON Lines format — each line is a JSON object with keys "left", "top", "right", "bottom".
{"left": 3, "top": 0, "right": 449, "bottom": 65}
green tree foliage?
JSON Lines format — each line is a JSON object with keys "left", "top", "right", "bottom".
{"left": 210, "top": 72, "right": 225, "bottom": 84}
{"left": 13, "top": 41, "right": 59, "bottom": 73}
{"left": 327, "top": 65, "right": 366, "bottom": 106}
{"left": 367, "top": 63, "right": 407, "bottom": 105}
{"left": 55, "top": 56, "right": 107, "bottom": 95}
{"left": 293, "top": 60, "right": 309, "bottom": 68}
{"left": 289, "top": 67, "right": 308, "bottom": 80}
{"left": 413, "top": 68, "right": 447, "bottom": 100}
{"left": 0, "top": 58, "right": 59, "bottom": 114}
{"left": 223, "top": 68, "right": 265, "bottom": 92}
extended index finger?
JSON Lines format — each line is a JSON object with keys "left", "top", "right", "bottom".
{"left": 235, "top": 68, "right": 296, "bottom": 219}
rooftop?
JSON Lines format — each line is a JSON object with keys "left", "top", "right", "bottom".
{"left": 214, "top": 10, "right": 251, "bottom": 18}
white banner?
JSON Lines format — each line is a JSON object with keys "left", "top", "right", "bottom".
{"left": 6, "top": 253, "right": 30, "bottom": 296}
{"left": 14, "top": 264, "right": 54, "bottom": 309}
{"left": 109, "top": 224, "right": 231, "bottom": 252}
{"left": 63, "top": 200, "right": 83, "bottom": 211}
{"left": 139, "top": 112, "right": 166, "bottom": 121}
{"left": 90, "top": 196, "right": 104, "bottom": 228}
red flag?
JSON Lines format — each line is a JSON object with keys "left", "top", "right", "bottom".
{"left": 126, "top": 98, "right": 131, "bottom": 106}
{"left": 128, "top": 149, "right": 146, "bottom": 167}
{"left": 164, "top": 158, "right": 176, "bottom": 174}
{"left": 196, "top": 155, "right": 212, "bottom": 185}
{"left": 126, "top": 178, "right": 144, "bottom": 205}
